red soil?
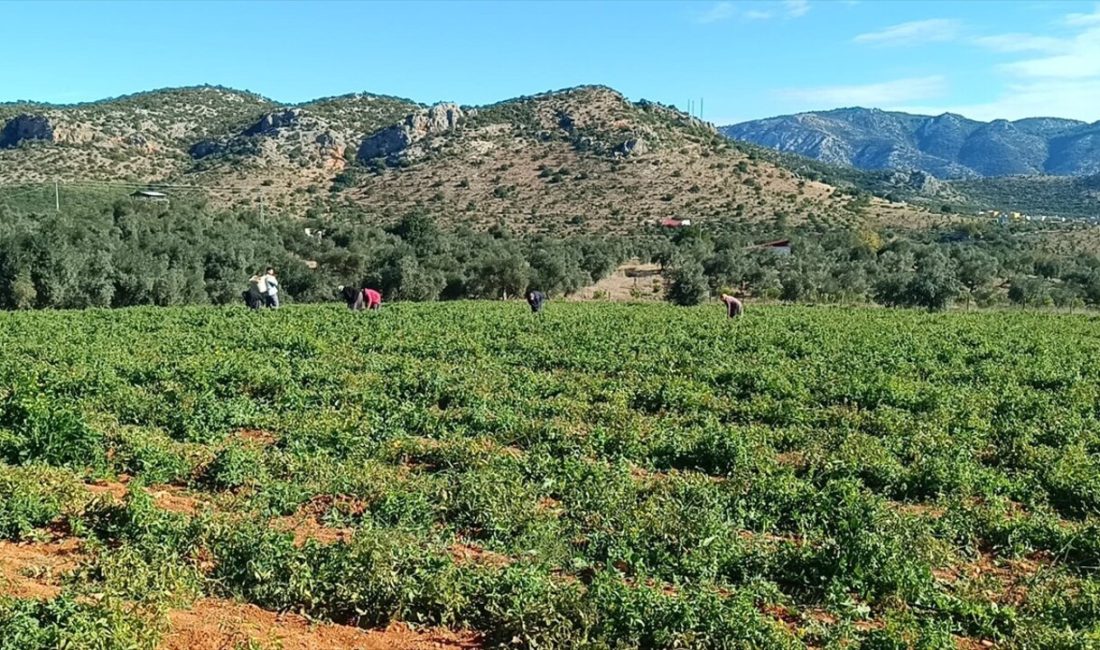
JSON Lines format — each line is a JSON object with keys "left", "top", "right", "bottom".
{"left": 0, "top": 537, "right": 83, "bottom": 599}
{"left": 162, "top": 598, "right": 481, "bottom": 650}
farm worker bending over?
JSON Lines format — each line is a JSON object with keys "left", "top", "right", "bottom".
{"left": 263, "top": 267, "right": 280, "bottom": 309}
{"left": 243, "top": 275, "right": 264, "bottom": 310}
{"left": 340, "top": 286, "right": 383, "bottom": 310}
{"left": 720, "top": 293, "right": 743, "bottom": 318}
{"left": 526, "top": 290, "right": 546, "bottom": 313}
{"left": 363, "top": 288, "right": 382, "bottom": 310}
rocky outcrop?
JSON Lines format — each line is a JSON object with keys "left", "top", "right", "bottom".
{"left": 557, "top": 111, "right": 575, "bottom": 133}
{"left": 314, "top": 131, "right": 347, "bottom": 170}
{"left": 887, "top": 170, "right": 946, "bottom": 196}
{"left": 188, "top": 108, "right": 346, "bottom": 170}
{"left": 619, "top": 137, "right": 648, "bottom": 156}
{"left": 244, "top": 109, "right": 302, "bottom": 136}
{"left": 357, "top": 126, "right": 414, "bottom": 161}
{"left": 357, "top": 103, "right": 463, "bottom": 162}
{"left": 189, "top": 139, "right": 223, "bottom": 159}
{"left": 0, "top": 115, "right": 54, "bottom": 148}
{"left": 314, "top": 132, "right": 338, "bottom": 148}
{"left": 122, "top": 133, "right": 157, "bottom": 153}
{"left": 416, "top": 103, "right": 462, "bottom": 133}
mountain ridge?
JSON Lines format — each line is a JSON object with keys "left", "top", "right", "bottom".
{"left": 0, "top": 85, "right": 941, "bottom": 233}
{"left": 722, "top": 107, "right": 1100, "bottom": 179}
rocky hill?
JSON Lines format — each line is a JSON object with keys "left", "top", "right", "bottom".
{"left": 722, "top": 108, "right": 1100, "bottom": 179}
{"left": 0, "top": 86, "right": 944, "bottom": 232}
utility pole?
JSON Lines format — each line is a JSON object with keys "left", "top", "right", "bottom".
{"left": 700, "top": 98, "right": 704, "bottom": 120}
{"left": 54, "top": 180, "right": 60, "bottom": 212}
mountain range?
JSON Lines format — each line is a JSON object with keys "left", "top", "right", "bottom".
{"left": 0, "top": 86, "right": 936, "bottom": 232}
{"left": 722, "top": 108, "right": 1100, "bottom": 180}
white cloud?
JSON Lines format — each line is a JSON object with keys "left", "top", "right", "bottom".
{"left": 1002, "top": 50, "right": 1100, "bottom": 79}
{"left": 698, "top": 0, "right": 809, "bottom": 23}
{"left": 697, "top": 1, "right": 735, "bottom": 24}
{"left": 784, "top": 0, "right": 810, "bottom": 18}
{"left": 900, "top": 79, "right": 1100, "bottom": 121}
{"left": 1063, "top": 5, "right": 1100, "bottom": 27}
{"left": 998, "top": 24, "right": 1100, "bottom": 79}
{"left": 903, "top": 7, "right": 1100, "bottom": 122}
{"left": 974, "top": 33, "right": 1064, "bottom": 53}
{"left": 853, "top": 19, "right": 961, "bottom": 46}
{"left": 777, "top": 75, "right": 947, "bottom": 107}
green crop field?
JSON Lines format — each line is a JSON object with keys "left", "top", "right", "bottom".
{"left": 0, "top": 303, "right": 1098, "bottom": 649}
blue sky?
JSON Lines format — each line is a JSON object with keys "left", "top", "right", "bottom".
{"left": 1, "top": 1, "right": 1098, "bottom": 124}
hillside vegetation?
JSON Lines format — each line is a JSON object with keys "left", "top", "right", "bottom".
{"left": 725, "top": 139, "right": 1100, "bottom": 221}
{"left": 1, "top": 185, "right": 1098, "bottom": 312}
{"left": 0, "top": 85, "right": 941, "bottom": 232}
{"left": 951, "top": 174, "right": 1100, "bottom": 219}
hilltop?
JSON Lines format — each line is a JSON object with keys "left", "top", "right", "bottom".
{"left": 0, "top": 85, "right": 942, "bottom": 232}
{"left": 723, "top": 107, "right": 1100, "bottom": 179}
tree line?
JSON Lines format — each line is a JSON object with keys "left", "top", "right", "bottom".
{"left": 2, "top": 192, "right": 1099, "bottom": 311}
{"left": 659, "top": 220, "right": 1100, "bottom": 311}
{"left": 0, "top": 195, "right": 630, "bottom": 309}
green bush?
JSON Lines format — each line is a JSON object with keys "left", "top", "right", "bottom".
{"left": 0, "top": 595, "right": 159, "bottom": 650}
{"left": 0, "top": 464, "right": 83, "bottom": 539}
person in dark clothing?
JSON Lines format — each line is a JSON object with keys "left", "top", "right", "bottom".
{"left": 339, "top": 285, "right": 359, "bottom": 309}
{"left": 720, "top": 293, "right": 743, "bottom": 318}
{"left": 243, "top": 274, "right": 264, "bottom": 309}
{"left": 526, "top": 290, "right": 546, "bottom": 313}
{"left": 339, "top": 285, "right": 382, "bottom": 310}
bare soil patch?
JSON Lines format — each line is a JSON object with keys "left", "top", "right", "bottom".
{"left": 162, "top": 598, "right": 480, "bottom": 650}
{"left": 148, "top": 485, "right": 204, "bottom": 515}
{"left": 449, "top": 542, "right": 512, "bottom": 568}
{"left": 934, "top": 550, "right": 1050, "bottom": 609}
{"left": 271, "top": 516, "right": 354, "bottom": 547}
{"left": 890, "top": 502, "right": 947, "bottom": 519}
{"left": 87, "top": 479, "right": 206, "bottom": 515}
{"left": 235, "top": 429, "right": 278, "bottom": 446}
{"left": 955, "top": 636, "right": 997, "bottom": 649}
{"left": 87, "top": 479, "right": 130, "bottom": 501}
{"left": 272, "top": 496, "right": 359, "bottom": 546}
{"left": 0, "top": 537, "right": 83, "bottom": 599}
{"left": 571, "top": 262, "right": 664, "bottom": 301}
{"left": 759, "top": 602, "right": 799, "bottom": 631}
{"left": 774, "top": 450, "right": 807, "bottom": 470}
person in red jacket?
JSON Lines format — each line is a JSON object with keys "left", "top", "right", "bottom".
{"left": 340, "top": 286, "right": 383, "bottom": 311}
{"left": 720, "top": 293, "right": 743, "bottom": 318}
{"left": 363, "top": 288, "right": 382, "bottom": 310}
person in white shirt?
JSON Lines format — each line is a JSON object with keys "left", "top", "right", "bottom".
{"left": 263, "top": 267, "right": 279, "bottom": 308}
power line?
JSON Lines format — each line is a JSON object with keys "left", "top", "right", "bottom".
{"left": 0, "top": 178, "right": 269, "bottom": 193}
{"left": 0, "top": 179, "right": 272, "bottom": 217}
{"left": 51, "top": 179, "right": 258, "bottom": 192}
{"left": 0, "top": 186, "right": 54, "bottom": 201}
